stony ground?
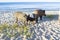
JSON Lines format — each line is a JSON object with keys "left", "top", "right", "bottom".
{"left": 0, "top": 13, "right": 60, "bottom": 40}
{"left": 32, "top": 20, "right": 60, "bottom": 40}
{"left": 0, "top": 20, "right": 60, "bottom": 40}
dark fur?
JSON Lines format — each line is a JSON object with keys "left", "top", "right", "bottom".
{"left": 24, "top": 9, "right": 46, "bottom": 23}
{"left": 26, "top": 15, "right": 35, "bottom": 22}
{"left": 33, "top": 9, "right": 46, "bottom": 22}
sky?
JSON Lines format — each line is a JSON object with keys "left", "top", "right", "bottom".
{"left": 0, "top": 2, "right": 60, "bottom": 10}
{"left": 0, "top": 0, "right": 60, "bottom": 2}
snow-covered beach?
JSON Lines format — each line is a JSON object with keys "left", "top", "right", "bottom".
{"left": 0, "top": 11, "right": 60, "bottom": 40}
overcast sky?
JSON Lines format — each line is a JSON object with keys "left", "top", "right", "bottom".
{"left": 0, "top": 2, "right": 60, "bottom": 10}
{"left": 0, "top": 0, "right": 60, "bottom": 2}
